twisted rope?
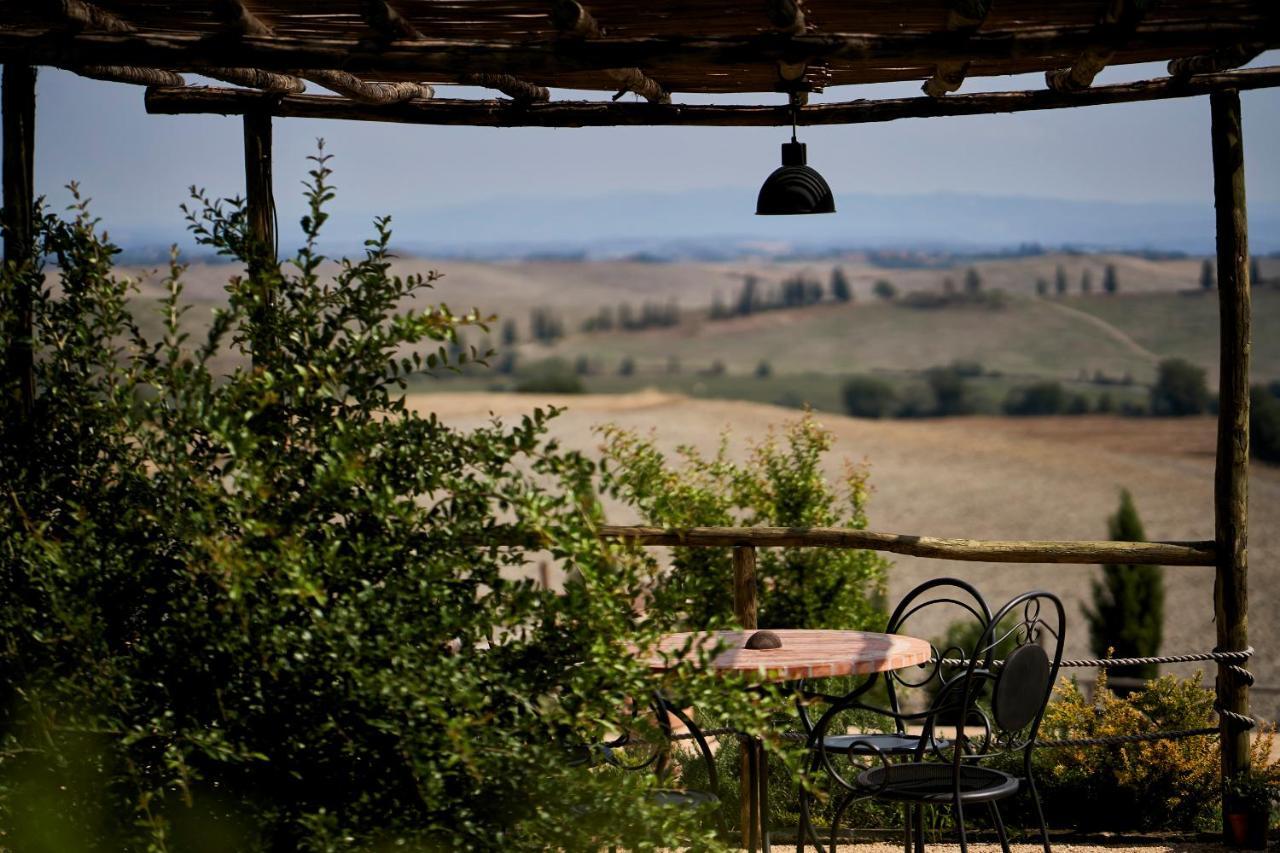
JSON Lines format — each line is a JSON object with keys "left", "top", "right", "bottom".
{"left": 1040, "top": 727, "right": 1220, "bottom": 748}
{"left": 938, "top": 646, "right": 1254, "bottom": 669}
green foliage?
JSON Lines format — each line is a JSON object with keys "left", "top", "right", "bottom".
{"left": 514, "top": 357, "right": 584, "bottom": 393}
{"left": 872, "top": 279, "right": 897, "bottom": 301}
{"left": 1250, "top": 383, "right": 1280, "bottom": 464}
{"left": 841, "top": 375, "right": 897, "bottom": 419}
{"left": 830, "top": 267, "right": 852, "bottom": 302}
{"left": 1103, "top": 263, "right": 1119, "bottom": 294}
{"left": 1150, "top": 357, "right": 1211, "bottom": 416}
{"left": 924, "top": 366, "right": 972, "bottom": 416}
{"left": 1004, "top": 381, "right": 1066, "bottom": 415}
{"left": 598, "top": 414, "right": 889, "bottom": 631}
{"left": 1026, "top": 671, "right": 1279, "bottom": 832}
{"left": 1083, "top": 489, "right": 1164, "bottom": 681}
{"left": 1202, "top": 257, "right": 1216, "bottom": 291}
{"left": 0, "top": 156, "right": 763, "bottom": 851}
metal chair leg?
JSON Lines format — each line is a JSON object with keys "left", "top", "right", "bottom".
{"left": 1027, "top": 773, "right": 1052, "bottom": 853}
{"left": 746, "top": 737, "right": 759, "bottom": 852}
{"left": 989, "top": 802, "right": 1012, "bottom": 853}
{"left": 828, "top": 789, "right": 857, "bottom": 853}
{"left": 955, "top": 800, "right": 969, "bottom": 853}
{"left": 903, "top": 805, "right": 914, "bottom": 853}
{"left": 915, "top": 802, "right": 926, "bottom": 853}
{"left": 758, "top": 738, "right": 771, "bottom": 853}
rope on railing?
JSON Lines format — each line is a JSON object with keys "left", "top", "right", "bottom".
{"left": 1039, "top": 727, "right": 1220, "bottom": 748}
{"left": 937, "top": 646, "right": 1254, "bottom": 669}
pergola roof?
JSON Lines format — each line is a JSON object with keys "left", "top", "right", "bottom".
{"left": 1, "top": 0, "right": 1276, "bottom": 121}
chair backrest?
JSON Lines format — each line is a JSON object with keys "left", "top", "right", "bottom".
{"left": 797, "top": 577, "right": 991, "bottom": 736}
{"left": 882, "top": 577, "right": 993, "bottom": 728}
{"left": 920, "top": 589, "right": 1066, "bottom": 766}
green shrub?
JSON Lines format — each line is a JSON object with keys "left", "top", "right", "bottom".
{"left": 1023, "top": 671, "right": 1280, "bottom": 832}
{"left": 841, "top": 375, "right": 897, "bottom": 419}
{"left": 515, "top": 357, "right": 585, "bottom": 393}
{"left": 598, "top": 414, "right": 890, "bottom": 631}
{"left": 0, "top": 158, "right": 763, "bottom": 851}
{"left": 1083, "top": 489, "right": 1164, "bottom": 683}
{"left": 1004, "top": 381, "right": 1066, "bottom": 415}
{"left": 1151, "top": 358, "right": 1210, "bottom": 416}
{"left": 1250, "top": 384, "right": 1280, "bottom": 464}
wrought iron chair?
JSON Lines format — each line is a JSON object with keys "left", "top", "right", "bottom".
{"left": 852, "top": 590, "right": 1067, "bottom": 853}
{"left": 569, "top": 693, "right": 724, "bottom": 837}
{"left": 795, "top": 577, "right": 993, "bottom": 852}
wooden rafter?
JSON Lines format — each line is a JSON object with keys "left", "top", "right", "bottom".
{"left": 922, "top": 0, "right": 991, "bottom": 97}
{"left": 1170, "top": 43, "right": 1267, "bottom": 78}
{"left": 215, "top": 0, "right": 273, "bottom": 38}
{"left": 1046, "top": 0, "right": 1153, "bottom": 92}
{"left": 460, "top": 72, "right": 549, "bottom": 103}
{"left": 73, "top": 65, "right": 182, "bottom": 86}
{"left": 145, "top": 65, "right": 1280, "bottom": 127}
{"left": 361, "top": 0, "right": 423, "bottom": 42}
{"left": 54, "top": 0, "right": 133, "bottom": 34}
{"left": 302, "top": 69, "right": 432, "bottom": 104}
{"left": 204, "top": 67, "right": 305, "bottom": 94}
{"left": 549, "top": 0, "right": 669, "bottom": 103}
{"left": 5, "top": 23, "right": 1275, "bottom": 87}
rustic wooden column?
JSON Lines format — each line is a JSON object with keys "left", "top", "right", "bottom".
{"left": 1210, "top": 89, "right": 1251, "bottom": 804}
{"left": 242, "top": 109, "right": 276, "bottom": 363}
{"left": 2, "top": 64, "right": 36, "bottom": 433}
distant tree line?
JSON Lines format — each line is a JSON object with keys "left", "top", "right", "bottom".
{"left": 581, "top": 301, "right": 680, "bottom": 333}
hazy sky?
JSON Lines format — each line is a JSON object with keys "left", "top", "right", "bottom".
{"left": 26, "top": 52, "right": 1280, "bottom": 248}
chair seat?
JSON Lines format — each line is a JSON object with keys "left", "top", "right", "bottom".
{"left": 649, "top": 789, "right": 720, "bottom": 811}
{"left": 856, "top": 762, "right": 1019, "bottom": 804}
{"left": 822, "top": 732, "right": 951, "bottom": 755}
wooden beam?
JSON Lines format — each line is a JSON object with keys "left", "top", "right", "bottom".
{"left": 73, "top": 65, "right": 182, "bottom": 86}
{"left": 766, "top": 0, "right": 806, "bottom": 36}
{"left": 361, "top": 0, "right": 423, "bottom": 41}
{"left": 145, "top": 65, "right": 1280, "bottom": 128}
{"left": 7, "top": 22, "right": 1277, "bottom": 81}
{"left": 1210, "top": 88, "right": 1252, "bottom": 808}
{"left": 732, "top": 546, "right": 758, "bottom": 628}
{"left": 550, "top": 0, "right": 601, "bottom": 39}
{"left": 605, "top": 67, "right": 668, "bottom": 103}
{"left": 215, "top": 0, "right": 273, "bottom": 38}
{"left": 1170, "top": 43, "right": 1266, "bottom": 78}
{"left": 460, "top": 72, "right": 549, "bottom": 103}
{"left": 243, "top": 109, "right": 275, "bottom": 363}
{"left": 2, "top": 64, "right": 36, "bottom": 435}
{"left": 302, "top": 69, "right": 432, "bottom": 104}
{"left": 922, "top": 0, "right": 991, "bottom": 98}
{"left": 1047, "top": 0, "right": 1154, "bottom": 93}
{"left": 54, "top": 0, "right": 133, "bottom": 33}
{"left": 591, "top": 526, "right": 1216, "bottom": 566}
{"left": 204, "top": 67, "right": 305, "bottom": 94}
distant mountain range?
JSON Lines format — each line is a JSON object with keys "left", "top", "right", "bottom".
{"left": 113, "top": 188, "right": 1280, "bottom": 264}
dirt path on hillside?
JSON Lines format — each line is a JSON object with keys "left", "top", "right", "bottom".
{"left": 409, "top": 392, "right": 1279, "bottom": 722}
{"left": 1040, "top": 299, "right": 1160, "bottom": 362}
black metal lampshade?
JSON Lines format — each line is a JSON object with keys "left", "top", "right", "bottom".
{"left": 755, "top": 140, "right": 835, "bottom": 215}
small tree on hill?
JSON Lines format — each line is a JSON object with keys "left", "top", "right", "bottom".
{"left": 1103, "top": 264, "right": 1119, "bottom": 294}
{"left": 1035, "top": 277, "right": 1049, "bottom": 296}
{"left": 1201, "top": 258, "right": 1216, "bottom": 291}
{"left": 1081, "top": 269, "right": 1093, "bottom": 294}
{"left": 1150, "top": 358, "right": 1210, "bottom": 416}
{"left": 1250, "top": 385, "right": 1280, "bottom": 464}
{"left": 873, "top": 279, "right": 897, "bottom": 301}
{"left": 964, "top": 267, "right": 983, "bottom": 295}
{"left": 1084, "top": 489, "right": 1164, "bottom": 685}
{"left": 1250, "top": 256, "right": 1262, "bottom": 288}
{"left": 1055, "top": 264, "right": 1068, "bottom": 296}
{"left": 831, "top": 266, "right": 852, "bottom": 302}
{"left": 842, "top": 376, "right": 897, "bottom": 419}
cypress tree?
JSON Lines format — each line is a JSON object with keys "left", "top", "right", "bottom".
{"left": 1084, "top": 489, "right": 1164, "bottom": 687}
{"left": 1200, "top": 258, "right": 1215, "bottom": 290}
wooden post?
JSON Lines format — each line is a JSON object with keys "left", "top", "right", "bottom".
{"left": 2, "top": 64, "right": 36, "bottom": 434}
{"left": 242, "top": 109, "right": 276, "bottom": 364}
{"left": 732, "top": 545, "right": 758, "bottom": 846}
{"left": 1210, "top": 89, "right": 1251, "bottom": 809}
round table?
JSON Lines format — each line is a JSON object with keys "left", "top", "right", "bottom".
{"left": 644, "top": 629, "right": 932, "bottom": 852}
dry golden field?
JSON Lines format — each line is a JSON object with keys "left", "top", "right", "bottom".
{"left": 409, "top": 391, "right": 1280, "bottom": 722}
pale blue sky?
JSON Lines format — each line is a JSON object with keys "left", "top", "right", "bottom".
{"left": 26, "top": 52, "right": 1280, "bottom": 250}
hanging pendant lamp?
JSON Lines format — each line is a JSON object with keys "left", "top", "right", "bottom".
{"left": 756, "top": 101, "right": 835, "bottom": 215}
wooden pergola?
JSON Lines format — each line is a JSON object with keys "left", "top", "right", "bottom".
{"left": 0, "top": 0, "right": 1274, "bottom": 825}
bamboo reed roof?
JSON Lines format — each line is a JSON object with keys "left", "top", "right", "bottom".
{"left": 1, "top": 0, "right": 1277, "bottom": 124}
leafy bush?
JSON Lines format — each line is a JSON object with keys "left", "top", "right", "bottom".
{"left": 598, "top": 414, "right": 890, "bottom": 631}
{"left": 0, "top": 159, "right": 761, "bottom": 850}
{"left": 842, "top": 375, "right": 897, "bottom": 419}
{"left": 514, "top": 357, "right": 585, "bottom": 393}
{"left": 1004, "top": 381, "right": 1067, "bottom": 415}
{"left": 1025, "top": 671, "right": 1280, "bottom": 832}
{"left": 1084, "top": 489, "right": 1164, "bottom": 683}
{"left": 1151, "top": 358, "right": 1211, "bottom": 416}
{"left": 1250, "top": 384, "right": 1280, "bottom": 464}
